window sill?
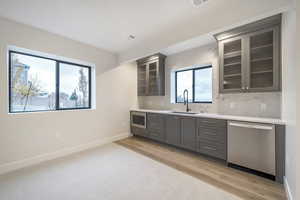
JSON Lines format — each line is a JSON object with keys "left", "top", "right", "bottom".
{"left": 8, "top": 108, "right": 96, "bottom": 115}
{"left": 174, "top": 102, "right": 213, "bottom": 104}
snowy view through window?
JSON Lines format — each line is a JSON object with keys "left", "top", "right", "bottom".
{"left": 10, "top": 52, "right": 91, "bottom": 113}
{"left": 176, "top": 70, "right": 193, "bottom": 103}
{"left": 59, "top": 63, "right": 90, "bottom": 109}
{"left": 176, "top": 66, "right": 212, "bottom": 103}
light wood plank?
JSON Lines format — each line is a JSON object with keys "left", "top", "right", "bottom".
{"left": 116, "top": 136, "right": 286, "bottom": 200}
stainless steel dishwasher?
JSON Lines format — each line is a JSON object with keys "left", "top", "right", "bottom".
{"left": 228, "top": 121, "right": 275, "bottom": 176}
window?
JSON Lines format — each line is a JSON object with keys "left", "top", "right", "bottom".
{"left": 175, "top": 66, "right": 212, "bottom": 103}
{"left": 9, "top": 51, "right": 92, "bottom": 113}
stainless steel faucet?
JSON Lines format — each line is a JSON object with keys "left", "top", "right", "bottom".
{"left": 183, "top": 89, "right": 191, "bottom": 112}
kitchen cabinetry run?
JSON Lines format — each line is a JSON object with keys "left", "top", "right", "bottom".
{"left": 137, "top": 53, "right": 166, "bottom": 96}
{"left": 215, "top": 14, "right": 281, "bottom": 93}
{"left": 130, "top": 111, "right": 285, "bottom": 183}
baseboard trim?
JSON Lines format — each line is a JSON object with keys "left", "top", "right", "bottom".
{"left": 0, "top": 132, "right": 130, "bottom": 175}
{"left": 284, "top": 176, "right": 293, "bottom": 200}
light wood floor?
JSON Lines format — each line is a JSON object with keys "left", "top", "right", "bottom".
{"left": 116, "top": 136, "right": 286, "bottom": 200}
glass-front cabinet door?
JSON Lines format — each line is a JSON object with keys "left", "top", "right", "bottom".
{"left": 137, "top": 63, "right": 147, "bottom": 96}
{"left": 219, "top": 37, "right": 245, "bottom": 93}
{"left": 247, "top": 27, "right": 280, "bottom": 92}
{"left": 148, "top": 61, "right": 159, "bottom": 95}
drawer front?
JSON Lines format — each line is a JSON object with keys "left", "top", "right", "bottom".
{"left": 197, "top": 127, "right": 227, "bottom": 143}
{"left": 197, "top": 118, "right": 227, "bottom": 127}
{"left": 148, "top": 130, "right": 165, "bottom": 142}
{"left": 197, "top": 139, "right": 227, "bottom": 160}
{"left": 197, "top": 118, "right": 227, "bottom": 142}
{"left": 147, "top": 113, "right": 164, "bottom": 132}
{"left": 131, "top": 126, "right": 146, "bottom": 136}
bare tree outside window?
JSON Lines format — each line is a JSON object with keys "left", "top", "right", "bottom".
{"left": 9, "top": 51, "right": 91, "bottom": 113}
{"left": 10, "top": 53, "right": 56, "bottom": 112}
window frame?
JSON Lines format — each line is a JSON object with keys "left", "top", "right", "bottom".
{"left": 175, "top": 65, "right": 212, "bottom": 104}
{"left": 8, "top": 50, "right": 92, "bottom": 113}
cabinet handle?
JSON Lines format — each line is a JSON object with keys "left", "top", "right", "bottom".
{"left": 200, "top": 120, "right": 210, "bottom": 123}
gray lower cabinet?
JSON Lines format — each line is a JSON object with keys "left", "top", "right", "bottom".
{"left": 131, "top": 126, "right": 146, "bottom": 137}
{"left": 180, "top": 117, "right": 196, "bottom": 151}
{"left": 196, "top": 118, "right": 227, "bottom": 160}
{"left": 132, "top": 113, "right": 228, "bottom": 160}
{"left": 147, "top": 113, "right": 165, "bottom": 141}
{"left": 165, "top": 115, "right": 181, "bottom": 146}
{"left": 165, "top": 115, "right": 196, "bottom": 151}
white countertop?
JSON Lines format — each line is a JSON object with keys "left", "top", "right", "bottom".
{"left": 130, "top": 109, "right": 285, "bottom": 125}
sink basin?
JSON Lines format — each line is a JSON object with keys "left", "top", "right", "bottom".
{"left": 171, "top": 111, "right": 199, "bottom": 115}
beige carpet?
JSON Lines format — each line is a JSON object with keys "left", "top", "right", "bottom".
{"left": 0, "top": 143, "right": 241, "bottom": 200}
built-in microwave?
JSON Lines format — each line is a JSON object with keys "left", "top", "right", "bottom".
{"left": 131, "top": 112, "right": 146, "bottom": 129}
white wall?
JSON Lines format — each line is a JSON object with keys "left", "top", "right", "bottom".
{"left": 0, "top": 17, "right": 137, "bottom": 170}
{"left": 295, "top": 1, "right": 300, "bottom": 199}
{"left": 281, "top": 9, "right": 297, "bottom": 200}
{"left": 139, "top": 43, "right": 281, "bottom": 118}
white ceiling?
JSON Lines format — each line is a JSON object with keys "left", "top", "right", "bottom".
{"left": 0, "top": 0, "right": 212, "bottom": 53}
{"left": 0, "top": 0, "right": 293, "bottom": 62}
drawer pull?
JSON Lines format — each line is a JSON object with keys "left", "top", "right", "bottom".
{"left": 202, "top": 132, "right": 217, "bottom": 136}
{"left": 200, "top": 120, "right": 211, "bottom": 123}
{"left": 203, "top": 146, "right": 217, "bottom": 151}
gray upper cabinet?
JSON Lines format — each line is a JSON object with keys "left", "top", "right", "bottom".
{"left": 137, "top": 53, "right": 166, "bottom": 96}
{"left": 215, "top": 14, "right": 281, "bottom": 93}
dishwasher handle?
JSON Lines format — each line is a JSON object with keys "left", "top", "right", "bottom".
{"left": 228, "top": 122, "right": 273, "bottom": 131}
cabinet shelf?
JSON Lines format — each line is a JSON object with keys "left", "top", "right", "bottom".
{"left": 251, "top": 57, "right": 273, "bottom": 63}
{"left": 224, "top": 62, "right": 241, "bottom": 67}
{"left": 251, "top": 43, "right": 273, "bottom": 51}
{"left": 251, "top": 70, "right": 273, "bottom": 75}
{"left": 224, "top": 73, "right": 242, "bottom": 78}
{"left": 224, "top": 51, "right": 241, "bottom": 59}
